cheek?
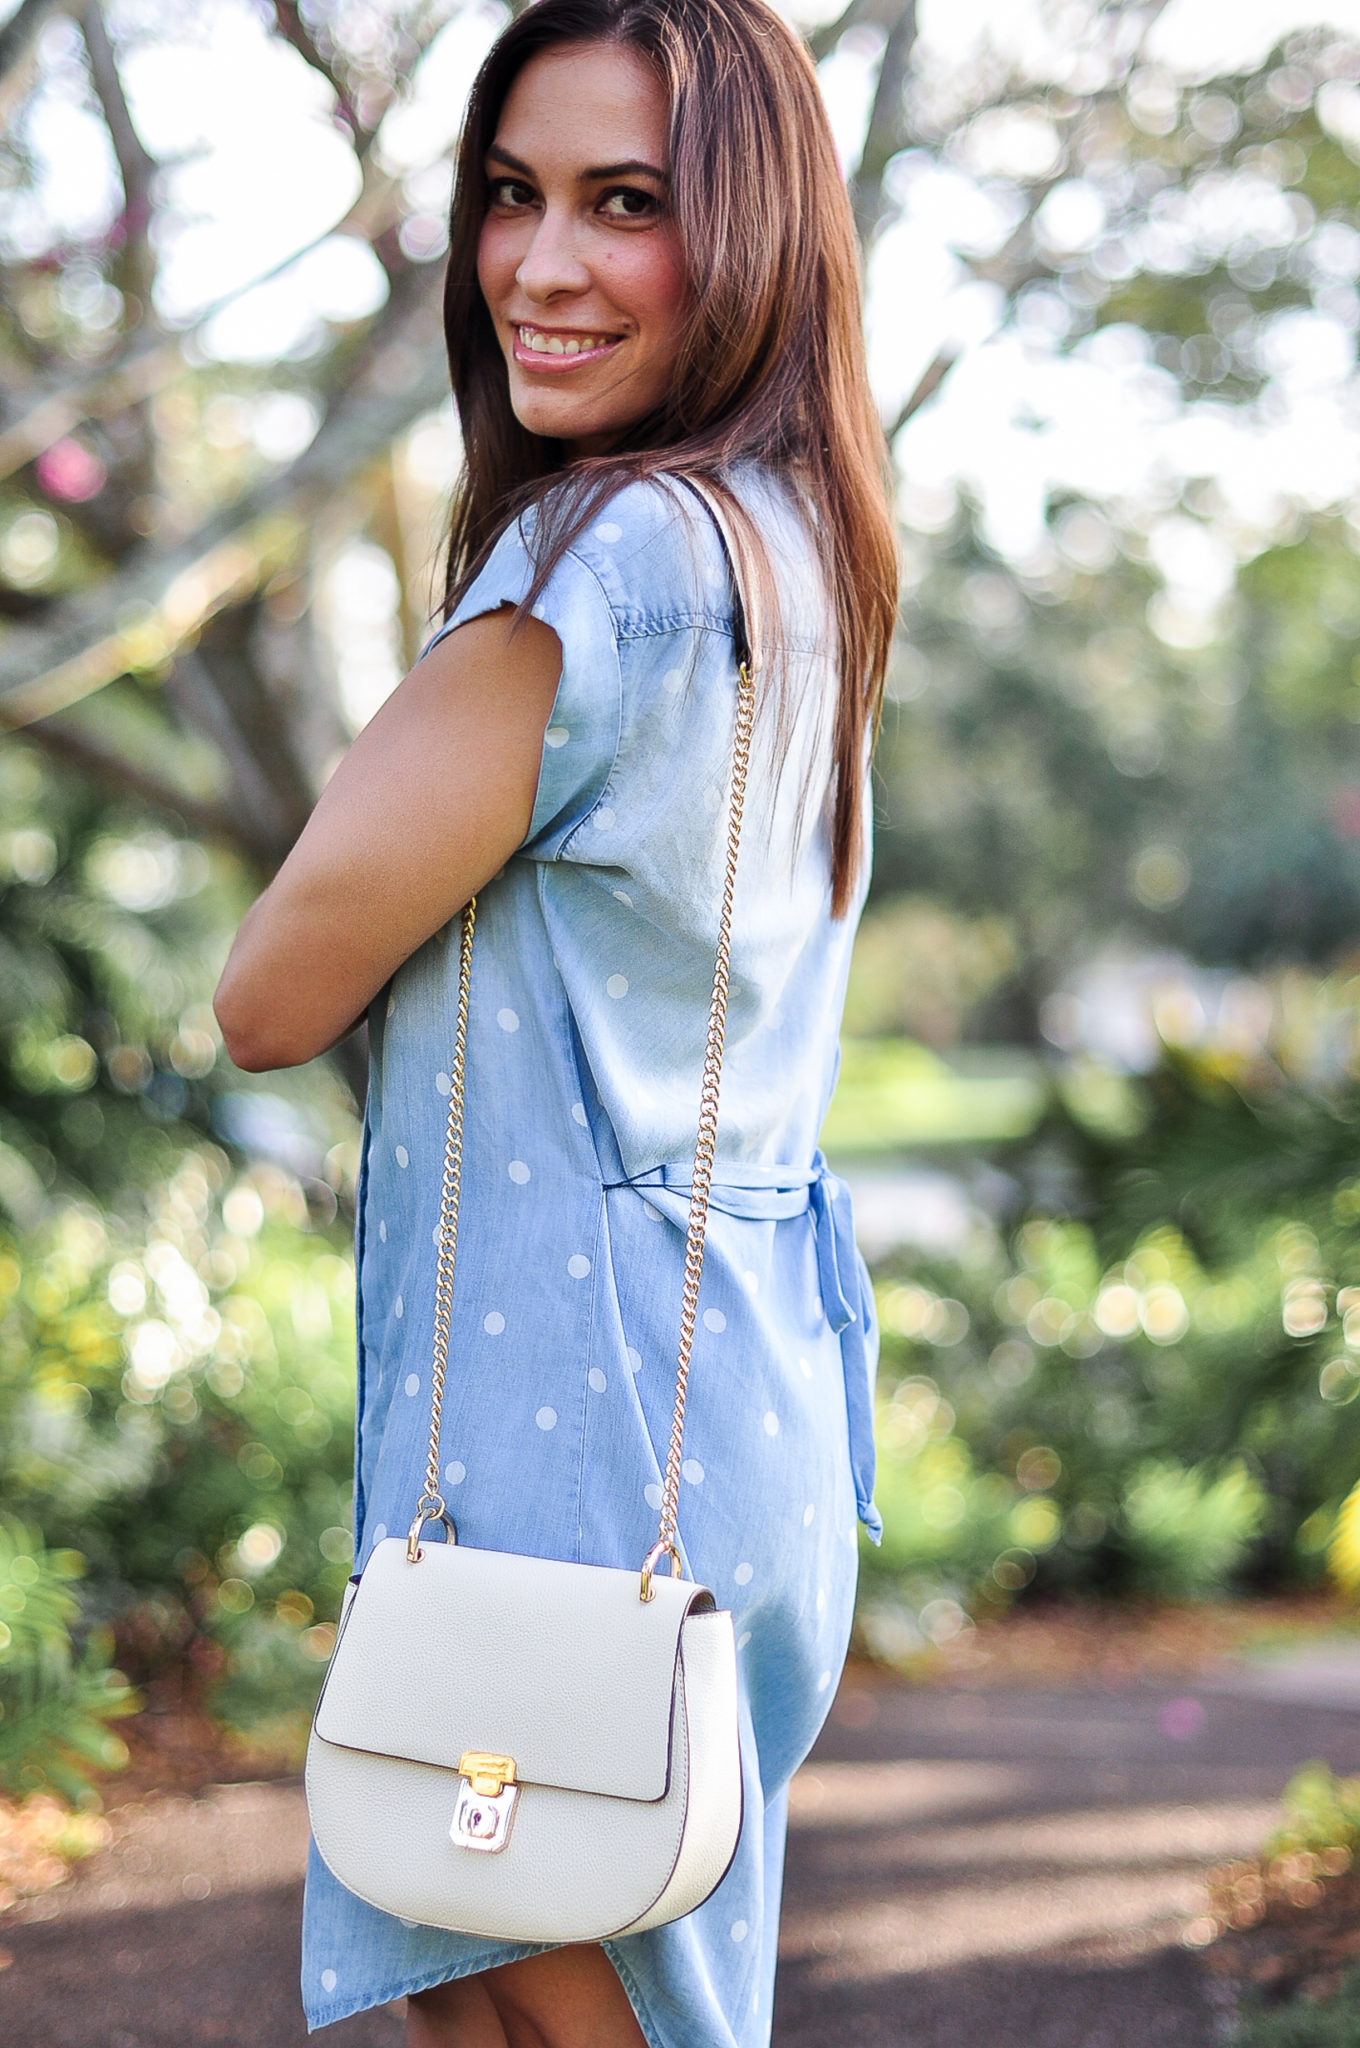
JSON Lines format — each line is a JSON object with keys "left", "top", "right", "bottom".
{"left": 477, "top": 221, "right": 517, "bottom": 315}
{"left": 605, "top": 233, "right": 688, "bottom": 344}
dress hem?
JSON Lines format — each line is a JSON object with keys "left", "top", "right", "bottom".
{"left": 304, "top": 1938, "right": 666, "bottom": 2045}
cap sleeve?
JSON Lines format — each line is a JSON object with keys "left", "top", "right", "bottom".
{"left": 426, "top": 518, "right": 622, "bottom": 861}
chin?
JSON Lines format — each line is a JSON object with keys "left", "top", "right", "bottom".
{"left": 507, "top": 377, "right": 628, "bottom": 449}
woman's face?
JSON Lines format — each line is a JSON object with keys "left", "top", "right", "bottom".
{"left": 477, "top": 42, "right": 688, "bottom": 457}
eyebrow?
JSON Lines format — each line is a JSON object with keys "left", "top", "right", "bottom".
{"left": 485, "top": 144, "right": 668, "bottom": 183}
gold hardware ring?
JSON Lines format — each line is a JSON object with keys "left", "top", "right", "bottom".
{"left": 406, "top": 1502, "right": 458, "bottom": 1563}
{"left": 639, "top": 1538, "right": 683, "bottom": 1602}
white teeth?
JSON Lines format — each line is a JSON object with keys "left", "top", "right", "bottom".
{"left": 518, "top": 325, "right": 612, "bottom": 356}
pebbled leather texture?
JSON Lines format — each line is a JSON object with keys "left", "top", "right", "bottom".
{"left": 313, "top": 1539, "right": 709, "bottom": 1801}
{"left": 304, "top": 1543, "right": 742, "bottom": 1941}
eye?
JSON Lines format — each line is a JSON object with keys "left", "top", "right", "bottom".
{"left": 487, "top": 176, "right": 536, "bottom": 210}
{"left": 599, "top": 186, "right": 660, "bottom": 221}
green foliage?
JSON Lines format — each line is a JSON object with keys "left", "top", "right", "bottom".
{"left": 0, "top": 1152, "right": 361, "bottom": 1759}
{"left": 0, "top": 1519, "right": 134, "bottom": 1804}
{"left": 0, "top": 736, "right": 364, "bottom": 1768}
{"left": 856, "top": 1039, "right": 1360, "bottom": 1633}
{"left": 1264, "top": 1763, "right": 1360, "bottom": 1865}
{"left": 1232, "top": 1970, "right": 1360, "bottom": 2048}
{"left": 1121, "top": 1460, "right": 1267, "bottom": 1599}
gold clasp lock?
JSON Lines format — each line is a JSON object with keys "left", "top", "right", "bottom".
{"left": 451, "top": 1752, "right": 519, "bottom": 1854}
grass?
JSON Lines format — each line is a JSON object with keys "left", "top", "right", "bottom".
{"left": 821, "top": 1037, "right": 1047, "bottom": 1152}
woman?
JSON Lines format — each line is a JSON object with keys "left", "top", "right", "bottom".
{"left": 214, "top": 0, "right": 897, "bottom": 2040}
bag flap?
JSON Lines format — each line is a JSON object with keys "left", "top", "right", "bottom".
{"left": 313, "top": 1538, "right": 711, "bottom": 1802}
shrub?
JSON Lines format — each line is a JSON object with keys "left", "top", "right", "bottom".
{"left": 864, "top": 1193, "right": 1360, "bottom": 1616}
{"left": 0, "top": 1520, "right": 134, "bottom": 1803}
{"left": 1264, "top": 1763, "right": 1360, "bottom": 1866}
{"left": 0, "top": 1151, "right": 359, "bottom": 1765}
{"left": 1121, "top": 1460, "right": 1267, "bottom": 1600}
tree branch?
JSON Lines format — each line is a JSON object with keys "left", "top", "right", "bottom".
{"left": 0, "top": 182, "right": 406, "bottom": 489}
{"left": 0, "top": 0, "right": 61, "bottom": 83}
{"left": 849, "top": 0, "right": 920, "bottom": 246}
{"left": 807, "top": 0, "right": 871, "bottom": 65}
{"left": 0, "top": 266, "right": 449, "bottom": 725}
{"left": 79, "top": 0, "right": 158, "bottom": 301}
{"left": 885, "top": 345, "right": 958, "bottom": 442}
{"left": 270, "top": 0, "right": 367, "bottom": 149}
{"left": 27, "top": 709, "right": 242, "bottom": 843}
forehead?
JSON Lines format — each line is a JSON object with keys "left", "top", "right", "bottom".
{"left": 492, "top": 42, "right": 670, "bottom": 167}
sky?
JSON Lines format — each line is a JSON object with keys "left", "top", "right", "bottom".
{"left": 9, "top": 0, "right": 1360, "bottom": 618}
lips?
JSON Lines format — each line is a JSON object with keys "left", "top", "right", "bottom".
{"left": 512, "top": 322, "right": 623, "bottom": 371}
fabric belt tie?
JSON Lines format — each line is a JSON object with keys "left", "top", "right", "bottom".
{"left": 618, "top": 1151, "right": 882, "bottom": 1541}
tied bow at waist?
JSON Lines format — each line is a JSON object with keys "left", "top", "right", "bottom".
{"left": 616, "top": 1151, "right": 881, "bottom": 1541}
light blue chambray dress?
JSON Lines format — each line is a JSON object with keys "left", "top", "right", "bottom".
{"left": 302, "top": 465, "right": 881, "bottom": 2045}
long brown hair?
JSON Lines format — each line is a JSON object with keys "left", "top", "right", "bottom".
{"left": 441, "top": 0, "right": 897, "bottom": 915}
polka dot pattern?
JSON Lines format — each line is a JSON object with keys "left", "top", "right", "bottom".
{"left": 337, "top": 477, "right": 874, "bottom": 2024}
{"left": 595, "top": 521, "right": 623, "bottom": 544}
{"left": 394, "top": 1144, "right": 409, "bottom": 1169}
{"left": 817, "top": 1669, "right": 832, "bottom": 1693}
{"left": 321, "top": 1969, "right": 337, "bottom": 1994}
{"left": 404, "top": 1373, "right": 419, "bottom": 1397}
{"left": 370, "top": 1524, "right": 387, "bottom": 1548}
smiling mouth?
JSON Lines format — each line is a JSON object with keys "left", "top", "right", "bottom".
{"left": 513, "top": 322, "right": 623, "bottom": 369}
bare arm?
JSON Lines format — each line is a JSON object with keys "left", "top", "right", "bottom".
{"left": 213, "top": 607, "right": 562, "bottom": 1071}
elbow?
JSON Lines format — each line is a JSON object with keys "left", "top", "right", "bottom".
{"left": 214, "top": 976, "right": 308, "bottom": 1074}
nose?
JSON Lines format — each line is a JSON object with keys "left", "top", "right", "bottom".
{"left": 515, "top": 204, "right": 592, "bottom": 304}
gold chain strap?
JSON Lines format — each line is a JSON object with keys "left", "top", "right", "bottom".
{"left": 405, "top": 898, "right": 476, "bottom": 1563}
{"left": 407, "top": 491, "right": 757, "bottom": 1597}
{"left": 639, "top": 657, "right": 755, "bottom": 1599}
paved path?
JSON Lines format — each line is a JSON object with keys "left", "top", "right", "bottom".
{"left": 4, "top": 1674, "right": 1360, "bottom": 2047}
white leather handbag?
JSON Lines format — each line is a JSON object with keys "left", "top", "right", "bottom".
{"left": 305, "top": 482, "right": 763, "bottom": 1942}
